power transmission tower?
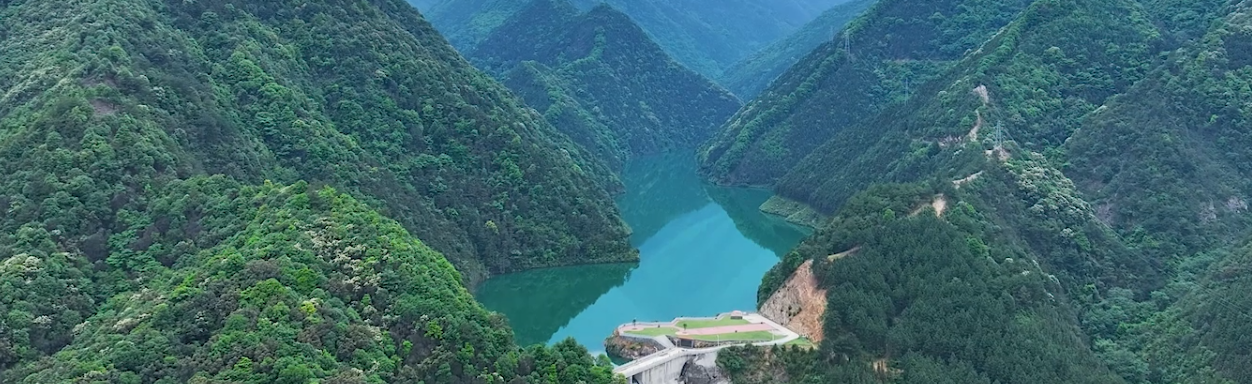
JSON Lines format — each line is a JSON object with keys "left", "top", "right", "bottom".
{"left": 843, "top": 33, "right": 851, "bottom": 58}
{"left": 993, "top": 122, "right": 1005, "bottom": 149}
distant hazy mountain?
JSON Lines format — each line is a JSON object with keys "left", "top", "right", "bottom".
{"left": 718, "top": 0, "right": 875, "bottom": 99}
{"left": 469, "top": 0, "right": 742, "bottom": 169}
{"left": 412, "top": 0, "right": 850, "bottom": 80}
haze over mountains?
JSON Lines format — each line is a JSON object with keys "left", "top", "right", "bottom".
{"left": 468, "top": 0, "right": 741, "bottom": 170}
{"left": 1, "top": 0, "right": 1248, "bottom": 383}
{"left": 413, "top": 0, "right": 853, "bottom": 80}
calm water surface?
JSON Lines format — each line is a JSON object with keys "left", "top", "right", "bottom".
{"left": 474, "top": 152, "right": 811, "bottom": 352}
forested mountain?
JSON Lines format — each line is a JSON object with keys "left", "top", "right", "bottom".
{"left": 699, "top": 0, "right": 1033, "bottom": 186}
{"left": 2, "top": 180, "right": 620, "bottom": 383}
{"left": 0, "top": 0, "right": 639, "bottom": 288}
{"left": 0, "top": 0, "right": 634, "bottom": 381}
{"left": 412, "top": 0, "right": 849, "bottom": 80}
{"left": 406, "top": 0, "right": 532, "bottom": 52}
{"left": 718, "top": 0, "right": 875, "bottom": 99}
{"left": 709, "top": 0, "right": 1251, "bottom": 382}
{"left": 468, "top": 0, "right": 741, "bottom": 169}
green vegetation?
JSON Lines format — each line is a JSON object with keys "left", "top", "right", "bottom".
{"left": 625, "top": 327, "right": 680, "bottom": 337}
{"left": 711, "top": 0, "right": 1250, "bottom": 383}
{"left": 2, "top": 181, "right": 623, "bottom": 383}
{"left": 415, "top": 0, "right": 849, "bottom": 80}
{"left": 468, "top": 0, "right": 741, "bottom": 168}
{"left": 0, "top": 0, "right": 637, "bottom": 381}
{"left": 688, "top": 331, "right": 777, "bottom": 342}
{"left": 407, "top": 0, "right": 533, "bottom": 50}
{"left": 678, "top": 318, "right": 751, "bottom": 329}
{"left": 783, "top": 337, "right": 816, "bottom": 348}
{"left": 728, "top": 184, "right": 1124, "bottom": 383}
{"left": 699, "top": 0, "right": 1032, "bottom": 186}
{"left": 0, "top": 0, "right": 638, "bottom": 289}
{"left": 719, "top": 0, "right": 876, "bottom": 99}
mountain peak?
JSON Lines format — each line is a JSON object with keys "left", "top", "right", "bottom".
{"left": 469, "top": 0, "right": 740, "bottom": 167}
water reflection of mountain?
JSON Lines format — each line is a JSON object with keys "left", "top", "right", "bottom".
{"left": 704, "top": 184, "right": 813, "bottom": 256}
{"left": 474, "top": 151, "right": 812, "bottom": 349}
{"left": 615, "top": 151, "right": 711, "bottom": 245}
{"left": 474, "top": 263, "right": 635, "bottom": 346}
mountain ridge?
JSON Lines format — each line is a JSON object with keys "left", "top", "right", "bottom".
{"left": 469, "top": 0, "right": 741, "bottom": 167}
{"left": 0, "top": 0, "right": 638, "bottom": 381}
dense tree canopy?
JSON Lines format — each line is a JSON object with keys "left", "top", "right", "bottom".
{"left": 718, "top": 0, "right": 876, "bottom": 99}
{"left": 712, "top": 0, "right": 1251, "bottom": 383}
{"left": 469, "top": 0, "right": 741, "bottom": 169}
{"left": 699, "top": 0, "right": 1032, "bottom": 186}
{"left": 414, "top": 0, "right": 850, "bottom": 80}
{"left": 0, "top": 0, "right": 634, "bottom": 382}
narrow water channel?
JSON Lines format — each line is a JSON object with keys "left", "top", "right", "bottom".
{"left": 474, "top": 152, "right": 811, "bottom": 353}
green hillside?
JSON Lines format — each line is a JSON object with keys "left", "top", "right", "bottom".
{"left": 1, "top": 180, "right": 620, "bottom": 383}
{"left": 699, "top": 0, "right": 1032, "bottom": 186}
{"left": 470, "top": 0, "right": 741, "bottom": 168}
{"left": 0, "top": 0, "right": 636, "bottom": 381}
{"left": 719, "top": 0, "right": 876, "bottom": 99}
{"left": 726, "top": 183, "right": 1123, "bottom": 383}
{"left": 713, "top": 0, "right": 1250, "bottom": 382}
{"left": 413, "top": 0, "right": 849, "bottom": 80}
{"left": 406, "top": 0, "right": 532, "bottom": 51}
{"left": 0, "top": 0, "right": 637, "bottom": 288}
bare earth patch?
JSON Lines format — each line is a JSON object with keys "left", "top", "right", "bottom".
{"left": 952, "top": 171, "right": 983, "bottom": 188}
{"left": 759, "top": 259, "right": 828, "bottom": 343}
{"left": 90, "top": 99, "right": 117, "bottom": 116}
{"left": 968, "top": 110, "right": 983, "bottom": 141}
{"left": 910, "top": 194, "right": 948, "bottom": 217}
{"left": 986, "top": 147, "right": 1011, "bottom": 161}
{"left": 827, "top": 246, "right": 859, "bottom": 261}
{"left": 931, "top": 195, "right": 948, "bottom": 217}
{"left": 872, "top": 358, "right": 901, "bottom": 377}
{"left": 972, "top": 84, "right": 990, "bottom": 104}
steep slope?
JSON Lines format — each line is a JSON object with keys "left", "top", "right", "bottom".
{"left": 413, "top": 0, "right": 849, "bottom": 80}
{"left": 470, "top": 0, "right": 741, "bottom": 168}
{"left": 773, "top": 0, "right": 1161, "bottom": 217}
{"left": 771, "top": 0, "right": 1248, "bottom": 288}
{"left": 1066, "top": 4, "right": 1252, "bottom": 382}
{"left": 563, "top": 0, "right": 850, "bottom": 79}
{"left": 406, "top": 0, "right": 531, "bottom": 50}
{"left": 1134, "top": 241, "right": 1252, "bottom": 383}
{"left": 1063, "top": 0, "right": 1251, "bottom": 265}
{"left": 719, "top": 0, "right": 875, "bottom": 99}
{"left": 717, "top": 0, "right": 1250, "bottom": 382}
{"left": 2, "top": 180, "right": 620, "bottom": 383}
{"left": 723, "top": 184, "right": 1123, "bottom": 383}
{"left": 0, "top": 0, "right": 637, "bottom": 381}
{"left": 699, "top": 0, "right": 1032, "bottom": 186}
{"left": 501, "top": 62, "right": 631, "bottom": 170}
{"left": 0, "top": 0, "right": 636, "bottom": 289}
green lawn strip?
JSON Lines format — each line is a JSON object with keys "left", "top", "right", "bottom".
{"left": 686, "top": 330, "right": 777, "bottom": 342}
{"left": 784, "top": 337, "right": 815, "bottom": 348}
{"left": 675, "top": 318, "right": 751, "bottom": 329}
{"left": 623, "top": 327, "right": 679, "bottom": 337}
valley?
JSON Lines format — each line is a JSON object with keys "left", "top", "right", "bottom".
{"left": 0, "top": 0, "right": 1248, "bottom": 383}
{"left": 474, "top": 152, "right": 811, "bottom": 352}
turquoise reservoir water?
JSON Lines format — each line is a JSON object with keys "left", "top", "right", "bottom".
{"left": 474, "top": 152, "right": 811, "bottom": 352}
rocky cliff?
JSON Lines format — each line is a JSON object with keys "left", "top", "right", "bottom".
{"left": 758, "top": 259, "right": 827, "bottom": 342}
